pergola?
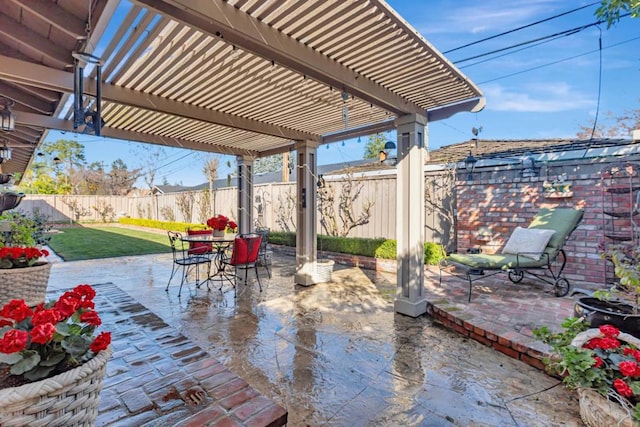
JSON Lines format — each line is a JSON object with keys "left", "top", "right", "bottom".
{"left": 0, "top": 0, "right": 483, "bottom": 317}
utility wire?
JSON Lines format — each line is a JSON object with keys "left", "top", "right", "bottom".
{"left": 477, "top": 35, "right": 640, "bottom": 84}
{"left": 453, "top": 14, "right": 630, "bottom": 64}
{"left": 444, "top": 1, "right": 600, "bottom": 54}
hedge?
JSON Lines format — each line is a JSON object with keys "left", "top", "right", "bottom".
{"left": 120, "top": 218, "right": 444, "bottom": 265}
{"left": 270, "top": 231, "right": 444, "bottom": 265}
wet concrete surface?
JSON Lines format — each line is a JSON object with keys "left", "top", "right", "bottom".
{"left": 47, "top": 252, "right": 583, "bottom": 426}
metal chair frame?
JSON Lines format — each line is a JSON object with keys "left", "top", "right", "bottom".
{"left": 255, "top": 226, "right": 271, "bottom": 278}
{"left": 166, "top": 231, "right": 212, "bottom": 297}
{"left": 219, "top": 233, "right": 263, "bottom": 293}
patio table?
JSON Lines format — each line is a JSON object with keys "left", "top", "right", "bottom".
{"left": 180, "top": 234, "right": 235, "bottom": 287}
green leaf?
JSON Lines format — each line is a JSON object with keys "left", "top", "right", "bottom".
{"left": 9, "top": 351, "right": 40, "bottom": 375}
{"left": 0, "top": 352, "right": 23, "bottom": 364}
{"left": 68, "top": 324, "right": 82, "bottom": 335}
{"left": 23, "top": 365, "right": 56, "bottom": 381}
{"left": 61, "top": 335, "right": 91, "bottom": 358}
{"left": 56, "top": 322, "right": 71, "bottom": 336}
{"left": 39, "top": 351, "right": 66, "bottom": 367}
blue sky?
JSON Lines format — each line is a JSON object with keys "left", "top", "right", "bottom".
{"left": 44, "top": 0, "right": 640, "bottom": 187}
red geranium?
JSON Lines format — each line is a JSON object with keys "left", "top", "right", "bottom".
{"left": 0, "top": 284, "right": 111, "bottom": 384}
{"left": 206, "top": 214, "right": 237, "bottom": 232}
{"left": 535, "top": 320, "right": 640, "bottom": 423}
{"left": 0, "top": 246, "right": 49, "bottom": 269}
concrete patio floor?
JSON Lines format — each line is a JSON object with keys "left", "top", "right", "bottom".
{"left": 47, "top": 251, "right": 584, "bottom": 426}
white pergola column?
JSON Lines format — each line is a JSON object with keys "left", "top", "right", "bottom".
{"left": 394, "top": 113, "right": 428, "bottom": 317}
{"left": 294, "top": 140, "right": 319, "bottom": 286}
{"left": 236, "top": 155, "right": 254, "bottom": 234}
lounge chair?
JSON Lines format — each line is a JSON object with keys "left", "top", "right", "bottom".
{"left": 439, "top": 208, "right": 584, "bottom": 301}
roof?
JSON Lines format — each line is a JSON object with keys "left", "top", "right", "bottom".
{"left": 0, "top": 0, "right": 483, "bottom": 178}
{"left": 427, "top": 138, "right": 638, "bottom": 164}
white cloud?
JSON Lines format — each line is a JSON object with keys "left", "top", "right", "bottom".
{"left": 482, "top": 82, "right": 594, "bottom": 112}
{"left": 418, "top": 0, "right": 559, "bottom": 36}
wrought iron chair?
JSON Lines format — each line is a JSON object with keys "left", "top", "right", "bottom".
{"left": 219, "top": 233, "right": 263, "bottom": 292}
{"left": 166, "top": 231, "right": 212, "bottom": 297}
{"left": 255, "top": 226, "right": 271, "bottom": 278}
{"left": 186, "top": 227, "right": 214, "bottom": 257}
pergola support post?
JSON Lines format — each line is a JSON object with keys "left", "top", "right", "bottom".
{"left": 394, "top": 113, "right": 428, "bottom": 317}
{"left": 237, "top": 155, "right": 254, "bottom": 234}
{"left": 294, "top": 140, "right": 319, "bottom": 286}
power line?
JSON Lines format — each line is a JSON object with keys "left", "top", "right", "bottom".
{"left": 453, "top": 14, "right": 630, "bottom": 64}
{"left": 477, "top": 35, "right": 640, "bottom": 85}
{"left": 444, "top": 1, "right": 600, "bottom": 54}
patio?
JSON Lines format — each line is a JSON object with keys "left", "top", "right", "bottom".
{"left": 47, "top": 250, "right": 584, "bottom": 426}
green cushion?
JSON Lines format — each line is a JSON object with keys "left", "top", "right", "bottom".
{"left": 448, "top": 252, "right": 549, "bottom": 269}
{"left": 527, "top": 208, "right": 584, "bottom": 249}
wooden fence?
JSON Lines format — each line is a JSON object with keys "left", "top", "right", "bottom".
{"left": 15, "top": 171, "right": 454, "bottom": 246}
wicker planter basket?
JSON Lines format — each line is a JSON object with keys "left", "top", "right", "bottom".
{"left": 572, "top": 329, "right": 640, "bottom": 427}
{"left": 0, "top": 346, "right": 112, "bottom": 427}
{"left": 313, "top": 259, "right": 334, "bottom": 283}
{"left": 0, "top": 263, "right": 51, "bottom": 307}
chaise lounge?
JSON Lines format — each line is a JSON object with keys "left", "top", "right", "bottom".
{"left": 439, "top": 207, "right": 585, "bottom": 301}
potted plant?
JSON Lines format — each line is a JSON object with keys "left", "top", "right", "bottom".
{"left": 534, "top": 319, "right": 640, "bottom": 426}
{"left": 0, "top": 284, "right": 112, "bottom": 425}
{"left": 206, "top": 214, "right": 238, "bottom": 237}
{"left": 0, "top": 246, "right": 50, "bottom": 308}
{"left": 574, "top": 243, "right": 640, "bottom": 337}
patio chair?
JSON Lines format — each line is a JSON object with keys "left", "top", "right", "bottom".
{"left": 166, "top": 231, "right": 212, "bottom": 297}
{"left": 186, "top": 227, "right": 214, "bottom": 257}
{"left": 439, "top": 208, "right": 584, "bottom": 301}
{"left": 218, "top": 233, "right": 263, "bottom": 292}
{"left": 255, "top": 226, "right": 272, "bottom": 278}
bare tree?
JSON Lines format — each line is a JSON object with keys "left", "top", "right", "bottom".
{"left": 317, "top": 170, "right": 374, "bottom": 237}
{"left": 203, "top": 156, "right": 219, "bottom": 216}
{"left": 275, "top": 188, "right": 296, "bottom": 232}
{"left": 176, "top": 191, "right": 195, "bottom": 223}
{"left": 425, "top": 166, "right": 457, "bottom": 251}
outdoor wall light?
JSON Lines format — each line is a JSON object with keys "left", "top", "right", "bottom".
{"left": 463, "top": 151, "right": 477, "bottom": 181}
{"left": 521, "top": 151, "right": 537, "bottom": 178}
{"left": 0, "top": 140, "right": 12, "bottom": 164}
{"left": 0, "top": 99, "right": 16, "bottom": 132}
{"left": 379, "top": 141, "right": 397, "bottom": 164}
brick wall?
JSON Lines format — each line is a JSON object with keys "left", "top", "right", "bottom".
{"left": 453, "top": 159, "right": 633, "bottom": 288}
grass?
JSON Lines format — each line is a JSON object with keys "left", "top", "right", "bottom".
{"left": 48, "top": 226, "right": 171, "bottom": 261}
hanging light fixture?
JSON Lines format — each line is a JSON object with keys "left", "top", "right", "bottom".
{"left": 0, "top": 99, "right": 16, "bottom": 132}
{"left": 0, "top": 140, "right": 12, "bottom": 164}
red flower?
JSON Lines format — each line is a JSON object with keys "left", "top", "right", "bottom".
{"left": 593, "top": 356, "right": 604, "bottom": 368}
{"left": 586, "top": 336, "right": 621, "bottom": 350}
{"left": 0, "top": 319, "right": 13, "bottom": 328}
{"left": 30, "top": 323, "right": 56, "bottom": 345}
{"left": 80, "top": 310, "right": 101, "bottom": 326}
{"left": 0, "top": 329, "right": 29, "bottom": 353}
{"left": 54, "top": 295, "right": 80, "bottom": 319}
{"left": 73, "top": 284, "right": 96, "bottom": 300}
{"left": 614, "top": 378, "right": 634, "bottom": 397}
{"left": 620, "top": 360, "right": 639, "bottom": 377}
{"left": 90, "top": 332, "right": 111, "bottom": 353}
{"left": 0, "top": 300, "right": 33, "bottom": 322}
{"left": 31, "top": 309, "right": 61, "bottom": 326}
{"left": 599, "top": 325, "right": 620, "bottom": 338}
{"left": 228, "top": 221, "right": 237, "bottom": 231}
{"left": 623, "top": 347, "right": 640, "bottom": 362}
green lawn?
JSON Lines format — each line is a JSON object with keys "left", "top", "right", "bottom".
{"left": 48, "top": 226, "right": 171, "bottom": 261}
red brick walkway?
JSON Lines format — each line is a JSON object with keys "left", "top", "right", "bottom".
{"left": 49, "top": 283, "right": 287, "bottom": 427}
